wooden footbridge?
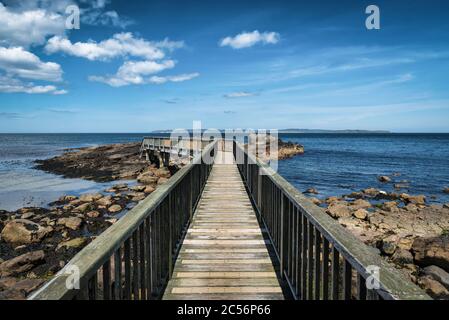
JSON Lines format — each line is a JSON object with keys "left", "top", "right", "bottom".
{"left": 30, "top": 138, "right": 430, "bottom": 300}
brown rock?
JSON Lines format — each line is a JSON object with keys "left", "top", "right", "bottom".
{"left": 74, "top": 202, "right": 92, "bottom": 213}
{"left": 59, "top": 195, "right": 78, "bottom": 202}
{"left": 353, "top": 208, "right": 368, "bottom": 220}
{"left": 131, "top": 193, "right": 146, "bottom": 201}
{"left": 325, "top": 196, "right": 339, "bottom": 204}
{"left": 391, "top": 249, "right": 414, "bottom": 266}
{"left": 0, "top": 288, "right": 25, "bottom": 300}
{"left": 154, "top": 168, "right": 171, "bottom": 178}
{"left": 56, "top": 237, "right": 87, "bottom": 251}
{"left": 383, "top": 201, "right": 398, "bottom": 212}
{"left": 0, "top": 250, "right": 45, "bottom": 277}
{"left": 12, "top": 278, "right": 45, "bottom": 294}
{"left": 113, "top": 183, "right": 128, "bottom": 190}
{"left": 20, "top": 212, "right": 35, "bottom": 220}
{"left": 304, "top": 188, "right": 318, "bottom": 194}
{"left": 404, "top": 203, "right": 419, "bottom": 212}
{"left": 381, "top": 235, "right": 398, "bottom": 255}
{"left": 422, "top": 265, "right": 449, "bottom": 290}
{"left": 443, "top": 187, "right": 449, "bottom": 194}
{"left": 351, "top": 199, "right": 371, "bottom": 210}
{"left": 402, "top": 194, "right": 426, "bottom": 205}
{"left": 1, "top": 219, "right": 53, "bottom": 245}
{"left": 86, "top": 210, "right": 101, "bottom": 218}
{"left": 418, "top": 276, "right": 449, "bottom": 299}
{"left": 108, "top": 204, "right": 122, "bottom": 213}
{"left": 309, "top": 197, "right": 322, "bottom": 206}
{"left": 144, "top": 186, "right": 155, "bottom": 194}
{"left": 130, "top": 185, "right": 146, "bottom": 192}
{"left": 363, "top": 188, "right": 379, "bottom": 197}
{"left": 327, "top": 202, "right": 351, "bottom": 219}
{"left": 412, "top": 235, "right": 449, "bottom": 271}
{"left": 96, "top": 195, "right": 113, "bottom": 207}
{"left": 79, "top": 193, "right": 103, "bottom": 202}
{"left": 137, "top": 173, "right": 159, "bottom": 185}
{"left": 378, "top": 175, "right": 391, "bottom": 183}
{"left": 157, "top": 177, "right": 169, "bottom": 185}
{"left": 57, "top": 217, "right": 83, "bottom": 230}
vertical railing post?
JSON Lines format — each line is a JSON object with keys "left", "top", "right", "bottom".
{"left": 279, "top": 194, "right": 287, "bottom": 279}
{"left": 189, "top": 171, "right": 193, "bottom": 222}
{"left": 168, "top": 194, "right": 173, "bottom": 279}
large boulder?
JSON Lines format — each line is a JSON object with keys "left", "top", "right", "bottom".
{"left": 422, "top": 265, "right": 449, "bottom": 290}
{"left": 96, "top": 195, "right": 113, "bottom": 207}
{"left": 57, "top": 217, "right": 83, "bottom": 230}
{"left": 0, "top": 250, "right": 45, "bottom": 277}
{"left": 412, "top": 235, "right": 449, "bottom": 271}
{"left": 153, "top": 168, "right": 171, "bottom": 178}
{"left": 378, "top": 175, "right": 391, "bottom": 183}
{"left": 74, "top": 203, "right": 92, "bottom": 213}
{"left": 1, "top": 219, "right": 53, "bottom": 245}
{"left": 353, "top": 208, "right": 368, "bottom": 220}
{"left": 351, "top": 199, "right": 371, "bottom": 210}
{"left": 327, "top": 202, "right": 351, "bottom": 219}
{"left": 56, "top": 237, "right": 87, "bottom": 251}
{"left": 391, "top": 248, "right": 414, "bottom": 266}
{"left": 418, "top": 276, "right": 449, "bottom": 299}
{"left": 402, "top": 194, "right": 426, "bottom": 205}
{"left": 137, "top": 172, "right": 159, "bottom": 185}
{"left": 79, "top": 193, "right": 103, "bottom": 202}
{"left": 108, "top": 204, "right": 122, "bottom": 213}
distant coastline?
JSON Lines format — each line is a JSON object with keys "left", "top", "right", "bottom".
{"left": 151, "top": 128, "right": 391, "bottom": 134}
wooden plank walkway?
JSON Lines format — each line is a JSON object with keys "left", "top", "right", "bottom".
{"left": 163, "top": 151, "right": 284, "bottom": 300}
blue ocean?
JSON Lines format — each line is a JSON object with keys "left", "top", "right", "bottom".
{"left": 0, "top": 133, "right": 448, "bottom": 211}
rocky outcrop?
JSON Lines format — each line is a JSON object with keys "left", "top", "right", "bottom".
{"left": 34, "top": 142, "right": 179, "bottom": 182}
{"left": 412, "top": 235, "right": 449, "bottom": 271}
{"left": 0, "top": 250, "right": 45, "bottom": 277}
{"left": 1, "top": 219, "right": 53, "bottom": 245}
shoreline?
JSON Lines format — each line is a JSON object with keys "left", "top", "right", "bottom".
{"left": 0, "top": 142, "right": 176, "bottom": 299}
{"left": 1, "top": 140, "right": 448, "bottom": 299}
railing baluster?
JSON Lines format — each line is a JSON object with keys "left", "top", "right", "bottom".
{"left": 308, "top": 221, "right": 314, "bottom": 300}
{"left": 343, "top": 260, "right": 352, "bottom": 300}
{"left": 132, "top": 231, "right": 139, "bottom": 300}
{"left": 88, "top": 273, "right": 98, "bottom": 300}
{"left": 114, "top": 248, "right": 122, "bottom": 300}
{"left": 102, "top": 259, "right": 111, "bottom": 300}
{"left": 357, "top": 273, "right": 367, "bottom": 300}
{"left": 301, "top": 214, "right": 307, "bottom": 299}
{"left": 124, "top": 238, "right": 131, "bottom": 300}
{"left": 139, "top": 225, "right": 147, "bottom": 300}
{"left": 332, "top": 246, "right": 340, "bottom": 300}
{"left": 322, "top": 237, "right": 329, "bottom": 300}
{"left": 314, "top": 228, "right": 321, "bottom": 300}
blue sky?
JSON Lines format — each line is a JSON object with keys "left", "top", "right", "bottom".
{"left": 0, "top": 0, "right": 449, "bottom": 132}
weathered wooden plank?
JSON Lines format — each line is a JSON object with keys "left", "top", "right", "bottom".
{"left": 163, "top": 154, "right": 283, "bottom": 300}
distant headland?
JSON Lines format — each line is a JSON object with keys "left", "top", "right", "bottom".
{"left": 151, "top": 129, "right": 391, "bottom": 134}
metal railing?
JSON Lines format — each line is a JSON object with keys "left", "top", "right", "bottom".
{"left": 29, "top": 141, "right": 217, "bottom": 300}
{"left": 233, "top": 141, "right": 430, "bottom": 300}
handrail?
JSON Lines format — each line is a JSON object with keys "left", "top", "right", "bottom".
{"left": 29, "top": 141, "right": 217, "bottom": 300}
{"left": 233, "top": 141, "right": 430, "bottom": 300}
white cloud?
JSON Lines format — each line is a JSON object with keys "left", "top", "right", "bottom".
{"left": 224, "top": 91, "right": 256, "bottom": 98}
{"left": 88, "top": 59, "right": 175, "bottom": 86}
{"left": 0, "top": 46, "right": 63, "bottom": 82}
{"left": 0, "top": 76, "right": 66, "bottom": 94}
{"left": 89, "top": 58, "right": 199, "bottom": 87}
{"left": 220, "top": 31, "right": 280, "bottom": 49}
{"left": 45, "top": 33, "right": 184, "bottom": 61}
{"left": 0, "top": 3, "right": 66, "bottom": 47}
{"left": 148, "top": 73, "right": 200, "bottom": 84}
